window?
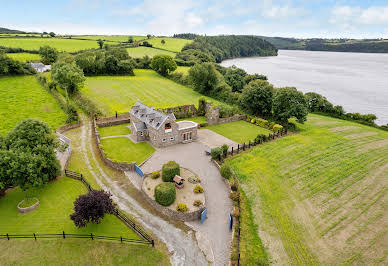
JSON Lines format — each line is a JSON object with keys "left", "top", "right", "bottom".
{"left": 165, "top": 123, "right": 172, "bottom": 133}
{"left": 170, "top": 137, "right": 174, "bottom": 141}
{"left": 140, "top": 131, "right": 143, "bottom": 136}
{"left": 162, "top": 138, "right": 166, "bottom": 142}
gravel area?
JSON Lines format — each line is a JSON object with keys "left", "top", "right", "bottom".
{"left": 198, "top": 129, "right": 239, "bottom": 150}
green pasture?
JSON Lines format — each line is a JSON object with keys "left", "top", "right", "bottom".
{"left": 69, "top": 35, "right": 146, "bottom": 42}
{"left": 98, "top": 123, "right": 131, "bottom": 138}
{"left": 6, "top": 53, "right": 41, "bottom": 62}
{"left": 0, "top": 76, "right": 67, "bottom": 135}
{"left": 227, "top": 114, "right": 388, "bottom": 265}
{"left": 100, "top": 137, "right": 155, "bottom": 165}
{"left": 147, "top": 37, "right": 192, "bottom": 52}
{"left": 207, "top": 120, "right": 272, "bottom": 143}
{"left": 127, "top": 47, "right": 176, "bottom": 58}
{"left": 80, "top": 69, "right": 220, "bottom": 115}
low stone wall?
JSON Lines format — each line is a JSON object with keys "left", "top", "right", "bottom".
{"left": 157, "top": 104, "right": 198, "bottom": 119}
{"left": 96, "top": 114, "right": 131, "bottom": 127}
{"left": 56, "top": 122, "right": 82, "bottom": 134}
{"left": 92, "top": 119, "right": 135, "bottom": 171}
{"left": 218, "top": 114, "right": 247, "bottom": 125}
{"left": 17, "top": 198, "right": 40, "bottom": 213}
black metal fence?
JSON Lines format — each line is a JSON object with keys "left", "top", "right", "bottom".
{"left": 64, "top": 169, "right": 154, "bottom": 247}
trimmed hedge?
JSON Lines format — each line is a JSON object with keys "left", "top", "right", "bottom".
{"left": 162, "top": 161, "right": 180, "bottom": 182}
{"left": 220, "top": 164, "right": 232, "bottom": 179}
{"left": 154, "top": 182, "right": 176, "bottom": 206}
{"left": 193, "top": 185, "right": 204, "bottom": 194}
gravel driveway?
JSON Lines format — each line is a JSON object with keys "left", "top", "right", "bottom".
{"left": 198, "top": 129, "right": 239, "bottom": 150}
{"left": 140, "top": 141, "right": 233, "bottom": 265}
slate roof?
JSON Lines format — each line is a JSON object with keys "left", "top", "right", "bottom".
{"left": 130, "top": 101, "right": 176, "bottom": 130}
{"left": 28, "top": 62, "right": 51, "bottom": 73}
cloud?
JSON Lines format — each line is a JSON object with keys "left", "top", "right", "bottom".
{"left": 330, "top": 5, "right": 388, "bottom": 26}
{"left": 262, "top": 5, "right": 304, "bottom": 19}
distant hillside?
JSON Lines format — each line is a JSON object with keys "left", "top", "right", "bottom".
{"left": 0, "top": 27, "right": 27, "bottom": 34}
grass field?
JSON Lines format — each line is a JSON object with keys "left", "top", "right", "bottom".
{"left": 147, "top": 37, "right": 192, "bottom": 52}
{"left": 80, "top": 69, "right": 220, "bottom": 115}
{"left": 98, "top": 123, "right": 131, "bottom": 138}
{"left": 0, "top": 38, "right": 99, "bottom": 52}
{"left": 69, "top": 35, "right": 146, "bottom": 42}
{"left": 6, "top": 52, "right": 41, "bottom": 62}
{"left": 207, "top": 120, "right": 272, "bottom": 143}
{"left": 127, "top": 47, "right": 176, "bottom": 58}
{"left": 0, "top": 76, "right": 67, "bottom": 135}
{"left": 100, "top": 137, "right": 155, "bottom": 165}
{"left": 177, "top": 116, "right": 207, "bottom": 124}
{"left": 227, "top": 114, "right": 388, "bottom": 265}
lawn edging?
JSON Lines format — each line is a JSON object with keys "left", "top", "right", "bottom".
{"left": 17, "top": 197, "right": 40, "bottom": 213}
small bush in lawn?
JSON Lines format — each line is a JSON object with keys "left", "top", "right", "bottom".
{"left": 211, "top": 147, "right": 223, "bottom": 160}
{"left": 154, "top": 182, "right": 176, "bottom": 206}
{"left": 221, "top": 144, "right": 228, "bottom": 158}
{"left": 176, "top": 203, "right": 188, "bottom": 212}
{"left": 193, "top": 200, "right": 203, "bottom": 207}
{"left": 230, "top": 191, "right": 240, "bottom": 202}
{"left": 273, "top": 124, "right": 283, "bottom": 132}
{"left": 193, "top": 185, "right": 204, "bottom": 193}
{"left": 162, "top": 161, "right": 180, "bottom": 182}
{"left": 220, "top": 164, "right": 232, "bottom": 179}
{"left": 151, "top": 171, "right": 160, "bottom": 179}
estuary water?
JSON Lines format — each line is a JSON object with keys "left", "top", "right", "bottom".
{"left": 221, "top": 50, "right": 388, "bottom": 125}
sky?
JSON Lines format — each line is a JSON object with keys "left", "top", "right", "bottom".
{"left": 1, "top": 0, "right": 388, "bottom": 38}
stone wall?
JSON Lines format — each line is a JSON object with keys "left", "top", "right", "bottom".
{"left": 218, "top": 114, "right": 247, "bottom": 124}
{"left": 56, "top": 122, "right": 82, "bottom": 134}
{"left": 17, "top": 198, "right": 40, "bottom": 213}
{"left": 96, "top": 114, "right": 131, "bottom": 127}
{"left": 157, "top": 104, "right": 198, "bottom": 119}
{"left": 205, "top": 102, "right": 246, "bottom": 126}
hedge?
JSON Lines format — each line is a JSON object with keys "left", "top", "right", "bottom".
{"left": 220, "top": 164, "right": 232, "bottom": 179}
{"left": 154, "top": 182, "right": 176, "bottom": 206}
{"left": 162, "top": 161, "right": 180, "bottom": 182}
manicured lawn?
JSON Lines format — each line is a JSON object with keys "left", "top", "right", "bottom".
{"left": 6, "top": 53, "right": 41, "bottom": 62}
{"left": 100, "top": 137, "right": 155, "bottom": 165}
{"left": 127, "top": 47, "right": 176, "bottom": 58}
{"left": 206, "top": 120, "right": 272, "bottom": 143}
{"left": 0, "top": 76, "right": 67, "bottom": 135}
{"left": 98, "top": 123, "right": 131, "bottom": 138}
{"left": 227, "top": 114, "right": 388, "bottom": 265}
{"left": 80, "top": 69, "right": 220, "bottom": 116}
{"left": 0, "top": 177, "right": 140, "bottom": 239}
{"left": 0, "top": 38, "right": 99, "bottom": 52}
{"left": 177, "top": 116, "right": 207, "bottom": 124}
{"left": 147, "top": 37, "right": 192, "bottom": 52}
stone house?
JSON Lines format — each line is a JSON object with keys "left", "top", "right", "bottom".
{"left": 129, "top": 101, "right": 198, "bottom": 148}
{"left": 28, "top": 62, "right": 51, "bottom": 73}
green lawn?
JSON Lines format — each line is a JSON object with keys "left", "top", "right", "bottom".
{"left": 177, "top": 116, "right": 207, "bottom": 124}
{"left": 80, "top": 69, "right": 220, "bottom": 116}
{"left": 98, "top": 123, "right": 131, "bottom": 138}
{"left": 0, "top": 38, "right": 100, "bottom": 52}
{"left": 6, "top": 53, "right": 41, "bottom": 62}
{"left": 126, "top": 47, "right": 177, "bottom": 58}
{"left": 206, "top": 120, "right": 272, "bottom": 143}
{"left": 147, "top": 37, "right": 192, "bottom": 52}
{"left": 100, "top": 137, "right": 155, "bottom": 165}
{"left": 227, "top": 114, "right": 388, "bottom": 265}
{"left": 0, "top": 76, "right": 67, "bottom": 135}
{"left": 0, "top": 177, "right": 140, "bottom": 239}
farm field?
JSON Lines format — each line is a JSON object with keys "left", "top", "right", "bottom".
{"left": 227, "top": 114, "right": 388, "bottom": 265}
{"left": 207, "top": 120, "right": 272, "bottom": 144}
{"left": 0, "top": 76, "right": 67, "bottom": 135}
{"left": 147, "top": 37, "right": 192, "bottom": 52}
{"left": 6, "top": 52, "right": 41, "bottom": 62}
{"left": 100, "top": 137, "right": 155, "bottom": 165}
{"left": 80, "top": 69, "right": 220, "bottom": 115}
{"left": 66, "top": 35, "right": 146, "bottom": 42}
{"left": 98, "top": 123, "right": 131, "bottom": 138}
{"left": 0, "top": 38, "right": 99, "bottom": 52}
{"left": 127, "top": 47, "right": 176, "bottom": 58}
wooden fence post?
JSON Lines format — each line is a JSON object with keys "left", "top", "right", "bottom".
{"left": 237, "top": 144, "right": 239, "bottom": 152}
{"left": 231, "top": 146, "right": 234, "bottom": 155}
{"left": 90, "top": 233, "right": 94, "bottom": 240}
{"left": 6, "top": 233, "right": 9, "bottom": 240}
{"left": 33, "top": 233, "right": 36, "bottom": 240}
{"left": 151, "top": 240, "right": 155, "bottom": 247}
{"left": 63, "top": 231, "right": 66, "bottom": 239}
{"left": 120, "top": 236, "right": 123, "bottom": 243}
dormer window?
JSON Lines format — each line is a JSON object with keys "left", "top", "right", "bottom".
{"left": 165, "top": 123, "right": 172, "bottom": 133}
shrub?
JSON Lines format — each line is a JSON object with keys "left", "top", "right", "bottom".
{"left": 176, "top": 203, "right": 188, "bottom": 212}
{"left": 210, "top": 147, "right": 223, "bottom": 160}
{"left": 273, "top": 124, "right": 283, "bottom": 133}
{"left": 221, "top": 144, "right": 228, "bottom": 158}
{"left": 193, "top": 185, "right": 204, "bottom": 193}
{"left": 230, "top": 191, "right": 240, "bottom": 202}
{"left": 250, "top": 118, "right": 256, "bottom": 124}
{"left": 151, "top": 171, "right": 160, "bottom": 179}
{"left": 220, "top": 164, "right": 232, "bottom": 179}
{"left": 193, "top": 200, "right": 203, "bottom": 207}
{"left": 154, "top": 182, "right": 176, "bottom": 206}
{"left": 162, "top": 161, "right": 180, "bottom": 182}
{"left": 198, "top": 97, "right": 207, "bottom": 116}
{"left": 231, "top": 184, "right": 238, "bottom": 191}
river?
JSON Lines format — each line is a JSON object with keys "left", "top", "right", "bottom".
{"left": 221, "top": 50, "right": 388, "bottom": 125}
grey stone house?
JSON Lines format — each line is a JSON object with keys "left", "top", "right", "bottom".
{"left": 129, "top": 101, "right": 198, "bottom": 147}
{"left": 28, "top": 63, "right": 51, "bottom": 73}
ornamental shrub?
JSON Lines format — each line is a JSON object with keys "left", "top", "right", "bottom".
{"left": 273, "top": 124, "right": 283, "bottom": 132}
{"left": 162, "top": 161, "right": 180, "bottom": 182}
{"left": 221, "top": 144, "right": 228, "bottom": 158}
{"left": 193, "top": 200, "right": 203, "bottom": 207}
{"left": 193, "top": 185, "right": 204, "bottom": 193}
{"left": 210, "top": 147, "right": 223, "bottom": 160}
{"left": 151, "top": 171, "right": 160, "bottom": 179}
{"left": 176, "top": 203, "right": 188, "bottom": 212}
{"left": 230, "top": 191, "right": 240, "bottom": 202}
{"left": 154, "top": 182, "right": 176, "bottom": 206}
{"left": 220, "top": 164, "right": 232, "bottom": 179}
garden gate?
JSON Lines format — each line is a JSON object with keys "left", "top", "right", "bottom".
{"left": 201, "top": 208, "right": 207, "bottom": 224}
{"left": 134, "top": 164, "right": 144, "bottom": 177}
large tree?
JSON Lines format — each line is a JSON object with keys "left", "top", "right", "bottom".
{"left": 39, "top": 46, "right": 58, "bottom": 65}
{"left": 239, "top": 80, "right": 274, "bottom": 117}
{"left": 304, "top": 92, "right": 334, "bottom": 113}
{"left": 273, "top": 87, "right": 308, "bottom": 124}
{"left": 97, "top": 39, "right": 104, "bottom": 49}
{"left": 151, "top": 54, "right": 177, "bottom": 76}
{"left": 188, "top": 62, "right": 219, "bottom": 95}
{"left": 223, "top": 65, "right": 247, "bottom": 93}
{"left": 70, "top": 190, "right": 115, "bottom": 228}
{"left": 52, "top": 61, "right": 85, "bottom": 94}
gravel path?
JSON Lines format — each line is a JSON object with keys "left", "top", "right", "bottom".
{"left": 77, "top": 116, "right": 207, "bottom": 266}
{"left": 198, "top": 129, "right": 240, "bottom": 150}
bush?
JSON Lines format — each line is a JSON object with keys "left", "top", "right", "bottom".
{"left": 162, "top": 161, "right": 180, "bottom": 182}
{"left": 176, "top": 203, "right": 188, "bottom": 212}
{"left": 210, "top": 147, "right": 223, "bottom": 160}
{"left": 193, "top": 200, "right": 203, "bottom": 207}
{"left": 151, "top": 171, "right": 160, "bottom": 179}
{"left": 273, "top": 124, "right": 283, "bottom": 133}
{"left": 154, "top": 182, "right": 176, "bottom": 206}
{"left": 230, "top": 191, "right": 240, "bottom": 202}
{"left": 221, "top": 144, "right": 228, "bottom": 158}
{"left": 231, "top": 184, "right": 238, "bottom": 191}
{"left": 220, "top": 164, "right": 232, "bottom": 179}
{"left": 193, "top": 185, "right": 204, "bottom": 193}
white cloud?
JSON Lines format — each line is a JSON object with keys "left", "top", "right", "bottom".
{"left": 330, "top": 5, "right": 388, "bottom": 26}
{"left": 262, "top": 5, "right": 303, "bottom": 18}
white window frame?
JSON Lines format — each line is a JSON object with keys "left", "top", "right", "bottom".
{"left": 140, "top": 131, "right": 143, "bottom": 136}
{"left": 170, "top": 137, "right": 174, "bottom": 141}
{"left": 162, "top": 138, "right": 166, "bottom": 142}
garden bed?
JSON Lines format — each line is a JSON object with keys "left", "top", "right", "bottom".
{"left": 17, "top": 197, "right": 40, "bottom": 213}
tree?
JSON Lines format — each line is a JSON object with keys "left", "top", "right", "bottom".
{"left": 188, "top": 62, "right": 219, "bottom": 94}
{"left": 39, "top": 46, "right": 58, "bottom": 65}
{"left": 244, "top": 74, "right": 267, "bottom": 84}
{"left": 147, "top": 34, "right": 151, "bottom": 39}
{"left": 52, "top": 61, "right": 85, "bottom": 94}
{"left": 151, "top": 54, "right": 177, "bottom": 76}
{"left": 304, "top": 92, "right": 334, "bottom": 113}
{"left": 97, "top": 39, "right": 104, "bottom": 49}
{"left": 239, "top": 80, "right": 274, "bottom": 117}
{"left": 161, "top": 39, "right": 165, "bottom": 45}
{"left": 49, "top": 32, "right": 55, "bottom": 37}
{"left": 70, "top": 190, "right": 115, "bottom": 228}
{"left": 273, "top": 87, "right": 308, "bottom": 124}
{"left": 223, "top": 65, "right": 247, "bottom": 92}
{"left": 128, "top": 36, "right": 133, "bottom": 43}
